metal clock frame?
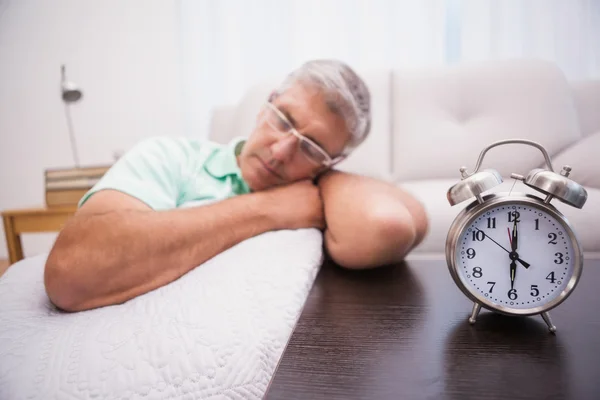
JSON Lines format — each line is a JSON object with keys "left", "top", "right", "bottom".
{"left": 446, "top": 192, "right": 583, "bottom": 332}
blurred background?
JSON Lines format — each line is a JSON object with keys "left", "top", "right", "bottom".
{"left": 0, "top": 0, "right": 599, "bottom": 261}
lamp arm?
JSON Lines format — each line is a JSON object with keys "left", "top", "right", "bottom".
{"left": 64, "top": 103, "right": 81, "bottom": 169}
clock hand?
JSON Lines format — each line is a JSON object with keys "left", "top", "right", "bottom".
{"left": 512, "top": 217, "right": 518, "bottom": 252}
{"left": 476, "top": 227, "right": 510, "bottom": 253}
{"left": 510, "top": 260, "right": 516, "bottom": 290}
{"left": 510, "top": 217, "right": 528, "bottom": 269}
{"left": 475, "top": 228, "right": 530, "bottom": 269}
{"left": 517, "top": 258, "right": 530, "bottom": 269}
{"left": 507, "top": 226, "right": 518, "bottom": 289}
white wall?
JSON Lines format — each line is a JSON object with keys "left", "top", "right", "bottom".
{"left": 0, "top": 0, "right": 183, "bottom": 259}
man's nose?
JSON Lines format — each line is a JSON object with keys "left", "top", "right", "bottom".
{"left": 270, "top": 134, "right": 298, "bottom": 163}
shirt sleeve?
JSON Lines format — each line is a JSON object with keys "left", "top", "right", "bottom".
{"left": 78, "top": 136, "right": 186, "bottom": 211}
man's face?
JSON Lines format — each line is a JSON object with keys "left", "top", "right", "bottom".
{"left": 238, "top": 83, "right": 350, "bottom": 192}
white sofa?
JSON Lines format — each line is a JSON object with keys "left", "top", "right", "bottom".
{"left": 209, "top": 59, "right": 600, "bottom": 258}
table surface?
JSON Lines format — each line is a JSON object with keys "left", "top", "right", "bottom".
{"left": 266, "top": 257, "right": 600, "bottom": 400}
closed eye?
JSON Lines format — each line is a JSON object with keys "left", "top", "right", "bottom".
{"left": 299, "top": 140, "right": 326, "bottom": 161}
{"left": 276, "top": 116, "right": 293, "bottom": 132}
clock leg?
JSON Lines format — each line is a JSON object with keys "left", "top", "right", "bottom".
{"left": 469, "top": 303, "right": 482, "bottom": 324}
{"left": 541, "top": 312, "right": 557, "bottom": 333}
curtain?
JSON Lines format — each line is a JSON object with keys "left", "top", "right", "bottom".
{"left": 180, "top": 0, "right": 600, "bottom": 138}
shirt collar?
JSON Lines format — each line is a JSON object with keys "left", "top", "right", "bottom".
{"left": 204, "top": 137, "right": 250, "bottom": 194}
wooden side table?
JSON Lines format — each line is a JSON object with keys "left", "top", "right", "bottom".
{"left": 266, "top": 258, "right": 600, "bottom": 399}
{"left": 2, "top": 206, "right": 77, "bottom": 265}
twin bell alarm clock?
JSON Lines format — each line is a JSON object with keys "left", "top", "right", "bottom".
{"left": 445, "top": 139, "right": 588, "bottom": 333}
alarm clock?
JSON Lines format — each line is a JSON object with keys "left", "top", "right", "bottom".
{"left": 446, "top": 139, "right": 588, "bottom": 333}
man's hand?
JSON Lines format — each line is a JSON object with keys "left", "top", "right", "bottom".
{"left": 264, "top": 180, "right": 325, "bottom": 231}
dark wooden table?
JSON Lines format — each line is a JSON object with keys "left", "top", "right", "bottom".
{"left": 266, "top": 258, "right": 600, "bottom": 400}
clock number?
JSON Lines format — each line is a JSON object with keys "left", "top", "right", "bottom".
{"left": 535, "top": 218, "right": 539, "bottom": 230}
{"left": 487, "top": 217, "right": 496, "bottom": 229}
{"left": 508, "top": 289, "right": 518, "bottom": 300}
{"left": 508, "top": 211, "right": 521, "bottom": 223}
{"left": 467, "top": 248, "right": 476, "bottom": 259}
{"left": 472, "top": 267, "right": 483, "bottom": 278}
{"left": 548, "top": 233, "right": 558, "bottom": 245}
{"left": 554, "top": 252, "right": 564, "bottom": 264}
{"left": 546, "top": 272, "right": 556, "bottom": 283}
{"left": 530, "top": 285, "right": 539, "bottom": 297}
{"left": 487, "top": 281, "right": 496, "bottom": 293}
{"left": 472, "top": 230, "right": 485, "bottom": 241}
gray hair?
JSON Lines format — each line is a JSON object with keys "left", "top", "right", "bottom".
{"left": 274, "top": 59, "right": 371, "bottom": 156}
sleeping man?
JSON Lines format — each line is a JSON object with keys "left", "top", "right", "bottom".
{"left": 44, "top": 59, "right": 429, "bottom": 312}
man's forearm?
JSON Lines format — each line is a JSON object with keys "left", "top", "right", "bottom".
{"left": 45, "top": 193, "right": 278, "bottom": 311}
{"left": 318, "top": 170, "right": 427, "bottom": 269}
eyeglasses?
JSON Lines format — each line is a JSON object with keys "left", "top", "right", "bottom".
{"left": 263, "top": 101, "right": 342, "bottom": 167}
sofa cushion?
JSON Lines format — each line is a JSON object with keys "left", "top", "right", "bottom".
{"left": 391, "top": 59, "right": 581, "bottom": 182}
{"left": 208, "top": 105, "right": 236, "bottom": 144}
{"left": 399, "top": 178, "right": 599, "bottom": 254}
{"left": 550, "top": 131, "right": 600, "bottom": 189}
{"left": 570, "top": 79, "right": 600, "bottom": 138}
{"left": 223, "top": 69, "right": 393, "bottom": 180}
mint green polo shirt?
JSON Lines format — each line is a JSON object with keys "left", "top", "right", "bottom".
{"left": 78, "top": 136, "right": 251, "bottom": 210}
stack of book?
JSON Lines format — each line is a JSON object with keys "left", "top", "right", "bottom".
{"left": 44, "top": 165, "right": 111, "bottom": 207}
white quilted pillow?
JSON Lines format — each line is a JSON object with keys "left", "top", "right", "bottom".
{"left": 0, "top": 229, "right": 323, "bottom": 400}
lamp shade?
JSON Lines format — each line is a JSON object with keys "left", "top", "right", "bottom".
{"left": 61, "top": 65, "right": 83, "bottom": 103}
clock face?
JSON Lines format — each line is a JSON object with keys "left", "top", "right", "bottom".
{"left": 453, "top": 199, "right": 580, "bottom": 314}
